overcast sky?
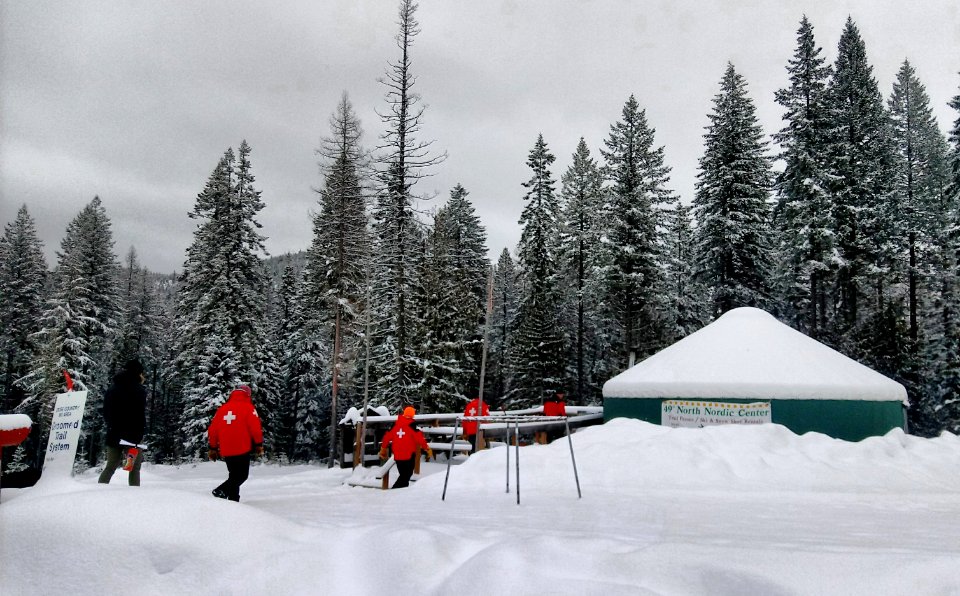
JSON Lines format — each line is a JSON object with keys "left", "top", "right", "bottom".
{"left": 1, "top": 1, "right": 958, "bottom": 274}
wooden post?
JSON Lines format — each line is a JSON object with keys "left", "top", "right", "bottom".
{"left": 475, "top": 269, "right": 495, "bottom": 453}
{"left": 414, "top": 446, "right": 421, "bottom": 475}
{"left": 352, "top": 424, "right": 363, "bottom": 468}
{"left": 381, "top": 470, "right": 389, "bottom": 491}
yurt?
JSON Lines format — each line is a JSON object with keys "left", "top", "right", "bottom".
{"left": 602, "top": 308, "right": 908, "bottom": 441}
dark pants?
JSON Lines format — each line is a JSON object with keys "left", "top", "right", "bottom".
{"left": 465, "top": 433, "right": 481, "bottom": 454}
{"left": 392, "top": 457, "right": 415, "bottom": 489}
{"left": 215, "top": 454, "right": 250, "bottom": 501}
{"left": 98, "top": 445, "right": 143, "bottom": 486}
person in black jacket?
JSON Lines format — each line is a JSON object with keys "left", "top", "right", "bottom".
{"left": 97, "top": 359, "right": 148, "bottom": 486}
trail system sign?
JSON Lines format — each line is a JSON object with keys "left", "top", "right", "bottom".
{"left": 42, "top": 390, "right": 88, "bottom": 478}
{"left": 661, "top": 400, "right": 771, "bottom": 429}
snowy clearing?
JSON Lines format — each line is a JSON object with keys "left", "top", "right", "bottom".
{"left": 3, "top": 419, "right": 960, "bottom": 595}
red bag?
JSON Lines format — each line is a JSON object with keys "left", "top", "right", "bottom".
{"left": 122, "top": 447, "right": 139, "bottom": 471}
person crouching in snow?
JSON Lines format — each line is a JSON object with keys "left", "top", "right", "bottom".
{"left": 207, "top": 384, "right": 263, "bottom": 502}
{"left": 379, "top": 406, "right": 432, "bottom": 489}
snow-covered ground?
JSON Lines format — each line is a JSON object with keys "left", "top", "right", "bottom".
{"left": 3, "top": 418, "right": 960, "bottom": 595}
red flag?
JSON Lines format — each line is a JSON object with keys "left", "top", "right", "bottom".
{"left": 63, "top": 370, "right": 74, "bottom": 392}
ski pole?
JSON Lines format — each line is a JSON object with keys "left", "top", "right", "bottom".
{"left": 515, "top": 418, "right": 520, "bottom": 505}
{"left": 442, "top": 416, "right": 460, "bottom": 501}
{"left": 505, "top": 420, "right": 510, "bottom": 493}
{"left": 565, "top": 418, "right": 581, "bottom": 499}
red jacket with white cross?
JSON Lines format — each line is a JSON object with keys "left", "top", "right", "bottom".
{"left": 208, "top": 386, "right": 263, "bottom": 458}
{"left": 380, "top": 415, "right": 428, "bottom": 461}
{"left": 462, "top": 398, "right": 489, "bottom": 436}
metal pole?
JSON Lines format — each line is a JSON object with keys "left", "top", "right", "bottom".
{"left": 441, "top": 416, "right": 460, "bottom": 501}
{"left": 565, "top": 418, "right": 581, "bottom": 499}
{"left": 505, "top": 421, "right": 510, "bottom": 493}
{"left": 357, "top": 282, "right": 373, "bottom": 468}
{"left": 328, "top": 306, "right": 342, "bottom": 468}
{"left": 476, "top": 269, "right": 494, "bottom": 452}
{"left": 515, "top": 418, "right": 520, "bottom": 505}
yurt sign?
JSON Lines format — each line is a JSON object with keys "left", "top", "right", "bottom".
{"left": 662, "top": 400, "right": 771, "bottom": 429}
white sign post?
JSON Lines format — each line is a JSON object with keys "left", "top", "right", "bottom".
{"left": 41, "top": 390, "right": 88, "bottom": 479}
{"left": 661, "top": 400, "right": 771, "bottom": 429}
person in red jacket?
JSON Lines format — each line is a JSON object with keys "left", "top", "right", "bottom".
{"left": 543, "top": 391, "right": 567, "bottom": 417}
{"left": 538, "top": 391, "right": 567, "bottom": 444}
{"left": 379, "top": 406, "right": 432, "bottom": 489}
{"left": 462, "top": 396, "right": 490, "bottom": 452}
{"left": 207, "top": 385, "right": 263, "bottom": 502}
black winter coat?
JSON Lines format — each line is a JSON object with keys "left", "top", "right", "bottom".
{"left": 102, "top": 371, "right": 147, "bottom": 447}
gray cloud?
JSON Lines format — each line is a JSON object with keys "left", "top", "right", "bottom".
{"left": 1, "top": 0, "right": 957, "bottom": 273}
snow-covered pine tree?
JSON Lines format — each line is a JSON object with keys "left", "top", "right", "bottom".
{"left": 412, "top": 219, "right": 460, "bottom": 413}
{"left": 292, "top": 335, "right": 330, "bottom": 461}
{"left": 662, "top": 199, "right": 707, "bottom": 342}
{"left": 509, "top": 134, "right": 566, "bottom": 407}
{"left": 886, "top": 61, "right": 953, "bottom": 434}
{"left": 823, "top": 18, "right": 895, "bottom": 339}
{"left": 6, "top": 442, "right": 30, "bottom": 473}
{"left": 27, "top": 197, "right": 120, "bottom": 467}
{"left": 558, "top": 138, "right": 605, "bottom": 404}
{"left": 369, "top": 0, "right": 444, "bottom": 410}
{"left": 0, "top": 205, "right": 47, "bottom": 414}
{"left": 414, "top": 185, "right": 488, "bottom": 412}
{"left": 888, "top": 60, "right": 952, "bottom": 342}
{"left": 229, "top": 141, "right": 271, "bottom": 372}
{"left": 304, "top": 92, "right": 370, "bottom": 455}
{"left": 273, "top": 266, "right": 302, "bottom": 459}
{"left": 600, "top": 95, "right": 675, "bottom": 368}
{"left": 487, "top": 248, "right": 518, "bottom": 403}
{"left": 692, "top": 64, "right": 774, "bottom": 318}
{"left": 114, "top": 247, "right": 161, "bottom": 372}
{"left": 772, "top": 16, "right": 834, "bottom": 339}
{"left": 927, "top": 76, "right": 960, "bottom": 434}
{"left": 112, "top": 246, "right": 169, "bottom": 459}
{"left": 435, "top": 185, "right": 487, "bottom": 401}
{"left": 144, "top": 306, "right": 182, "bottom": 463}
{"left": 251, "top": 343, "right": 283, "bottom": 457}
{"left": 274, "top": 265, "right": 331, "bottom": 461}
{"left": 175, "top": 143, "right": 270, "bottom": 458}
{"left": 950, "top": 78, "right": 960, "bottom": 197}
{"left": 179, "top": 333, "right": 240, "bottom": 456}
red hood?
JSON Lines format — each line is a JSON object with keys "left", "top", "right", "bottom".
{"left": 229, "top": 388, "right": 252, "bottom": 403}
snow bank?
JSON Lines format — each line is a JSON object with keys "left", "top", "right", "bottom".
{"left": 3, "top": 419, "right": 960, "bottom": 595}
{"left": 428, "top": 418, "right": 960, "bottom": 497}
{"left": 1, "top": 481, "right": 311, "bottom": 594}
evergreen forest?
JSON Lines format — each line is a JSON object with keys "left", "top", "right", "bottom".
{"left": 2, "top": 5, "right": 960, "bottom": 471}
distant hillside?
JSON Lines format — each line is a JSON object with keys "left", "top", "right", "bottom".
{"left": 146, "top": 270, "right": 179, "bottom": 315}
{"left": 263, "top": 250, "right": 307, "bottom": 279}
{"left": 143, "top": 250, "right": 304, "bottom": 317}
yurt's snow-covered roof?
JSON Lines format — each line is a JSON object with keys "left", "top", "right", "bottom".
{"left": 602, "top": 307, "right": 907, "bottom": 402}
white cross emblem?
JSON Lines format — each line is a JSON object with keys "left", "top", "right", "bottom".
{"left": 397, "top": 428, "right": 405, "bottom": 438}
{"left": 468, "top": 407, "right": 476, "bottom": 416}
{"left": 223, "top": 411, "right": 236, "bottom": 425}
